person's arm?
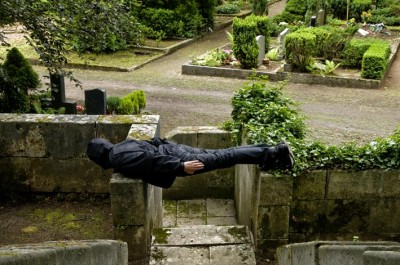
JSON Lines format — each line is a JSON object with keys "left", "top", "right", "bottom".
{"left": 183, "top": 160, "right": 204, "bottom": 174}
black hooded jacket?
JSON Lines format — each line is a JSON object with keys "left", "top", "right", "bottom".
{"left": 87, "top": 138, "right": 185, "bottom": 188}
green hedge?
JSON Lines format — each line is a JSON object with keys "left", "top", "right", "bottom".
{"left": 232, "top": 18, "right": 259, "bottom": 69}
{"left": 117, "top": 90, "right": 147, "bottom": 115}
{"left": 245, "top": 15, "right": 271, "bottom": 52}
{"left": 361, "top": 42, "right": 391, "bottom": 80}
{"left": 297, "top": 27, "right": 329, "bottom": 57}
{"left": 350, "top": 0, "right": 372, "bottom": 20}
{"left": 285, "top": 31, "right": 316, "bottom": 72}
{"left": 342, "top": 38, "right": 387, "bottom": 68}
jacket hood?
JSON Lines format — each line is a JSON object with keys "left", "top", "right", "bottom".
{"left": 87, "top": 138, "right": 114, "bottom": 169}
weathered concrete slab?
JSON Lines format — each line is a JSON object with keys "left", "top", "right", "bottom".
{"left": 177, "top": 199, "right": 206, "bottom": 218}
{"left": 152, "top": 225, "right": 251, "bottom": 246}
{"left": 206, "top": 199, "right": 236, "bottom": 217}
{"left": 150, "top": 246, "right": 210, "bottom": 265}
{"left": 276, "top": 241, "right": 400, "bottom": 265}
{"left": 210, "top": 244, "right": 256, "bottom": 264}
{"left": 0, "top": 240, "right": 128, "bottom": 265}
{"left": 363, "top": 250, "right": 400, "bottom": 265}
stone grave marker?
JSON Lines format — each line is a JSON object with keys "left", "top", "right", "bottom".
{"left": 317, "top": 9, "right": 325, "bottom": 26}
{"left": 85, "top": 88, "right": 107, "bottom": 115}
{"left": 256, "top": 35, "right": 265, "bottom": 67}
{"left": 50, "top": 73, "right": 77, "bottom": 114}
{"left": 278, "top": 28, "right": 290, "bottom": 60}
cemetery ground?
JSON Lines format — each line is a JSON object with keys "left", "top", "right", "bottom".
{"left": 2, "top": 1, "right": 400, "bottom": 264}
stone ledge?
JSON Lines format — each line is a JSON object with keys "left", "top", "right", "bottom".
{"left": 0, "top": 240, "right": 128, "bottom": 265}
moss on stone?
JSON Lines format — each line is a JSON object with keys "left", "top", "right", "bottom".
{"left": 152, "top": 228, "right": 171, "bottom": 244}
{"left": 227, "top": 226, "right": 247, "bottom": 240}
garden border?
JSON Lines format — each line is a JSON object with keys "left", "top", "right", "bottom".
{"left": 182, "top": 39, "right": 400, "bottom": 89}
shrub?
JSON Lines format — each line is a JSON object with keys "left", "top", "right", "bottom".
{"left": 232, "top": 18, "right": 259, "bottom": 69}
{"left": 225, "top": 79, "right": 306, "bottom": 146}
{"left": 0, "top": 48, "right": 40, "bottom": 113}
{"left": 106, "top": 96, "right": 121, "bottom": 114}
{"left": 350, "top": 0, "right": 373, "bottom": 20}
{"left": 320, "top": 26, "right": 352, "bottom": 60}
{"left": 216, "top": 3, "right": 241, "bottom": 14}
{"left": 285, "top": 0, "right": 307, "bottom": 16}
{"left": 245, "top": 15, "right": 271, "bottom": 52}
{"left": 297, "top": 27, "right": 329, "bottom": 57}
{"left": 252, "top": 0, "right": 269, "bottom": 16}
{"left": 361, "top": 41, "right": 391, "bottom": 79}
{"left": 197, "top": 0, "right": 216, "bottom": 29}
{"left": 342, "top": 38, "right": 386, "bottom": 68}
{"left": 285, "top": 31, "right": 316, "bottom": 72}
{"left": 117, "top": 90, "right": 147, "bottom": 114}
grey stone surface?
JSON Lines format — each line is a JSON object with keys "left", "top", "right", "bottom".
{"left": 210, "top": 244, "right": 256, "bottom": 265}
{"left": 293, "top": 170, "right": 326, "bottom": 200}
{"left": 364, "top": 250, "right": 400, "bottom": 265}
{"left": 0, "top": 240, "right": 128, "bottom": 265}
{"left": 256, "top": 35, "right": 266, "bottom": 67}
{"left": 257, "top": 205, "right": 290, "bottom": 239}
{"left": 114, "top": 225, "right": 148, "bottom": 261}
{"left": 235, "top": 164, "right": 258, "bottom": 227}
{"left": 207, "top": 217, "right": 238, "bottom": 226}
{"left": 206, "top": 199, "right": 236, "bottom": 217}
{"left": 110, "top": 173, "right": 146, "bottom": 225}
{"left": 368, "top": 198, "right": 400, "bottom": 233}
{"left": 152, "top": 225, "right": 251, "bottom": 246}
{"left": 317, "top": 9, "right": 325, "bottom": 26}
{"left": 177, "top": 199, "right": 206, "bottom": 218}
{"left": 150, "top": 225, "right": 256, "bottom": 264}
{"left": 259, "top": 173, "right": 293, "bottom": 205}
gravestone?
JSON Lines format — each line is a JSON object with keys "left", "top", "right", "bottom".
{"left": 50, "top": 73, "right": 77, "bottom": 114}
{"left": 278, "top": 28, "right": 290, "bottom": 60}
{"left": 85, "top": 88, "right": 107, "bottom": 115}
{"left": 256, "top": 35, "right": 266, "bottom": 67}
{"left": 317, "top": 9, "right": 325, "bottom": 26}
{"left": 310, "top": 16, "right": 316, "bottom": 27}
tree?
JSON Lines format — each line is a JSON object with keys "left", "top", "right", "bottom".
{"left": 0, "top": 0, "right": 142, "bottom": 85}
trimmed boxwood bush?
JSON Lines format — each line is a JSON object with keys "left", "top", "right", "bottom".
{"left": 232, "top": 18, "right": 259, "bottom": 69}
{"left": 216, "top": 3, "right": 241, "bottom": 14}
{"left": 297, "top": 27, "right": 329, "bottom": 57}
{"left": 342, "top": 38, "right": 387, "bottom": 68}
{"left": 285, "top": 31, "right": 316, "bottom": 72}
{"left": 361, "top": 42, "right": 391, "bottom": 80}
{"left": 245, "top": 15, "right": 271, "bottom": 52}
{"left": 117, "top": 90, "right": 147, "bottom": 115}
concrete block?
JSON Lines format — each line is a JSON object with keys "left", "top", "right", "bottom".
{"left": 177, "top": 199, "right": 206, "bottom": 218}
{"left": 0, "top": 157, "right": 32, "bottom": 192}
{"left": 127, "top": 124, "right": 159, "bottom": 141}
{"left": 235, "top": 164, "right": 258, "bottom": 227}
{"left": 257, "top": 205, "right": 290, "bottom": 239}
{"left": 114, "top": 225, "right": 149, "bottom": 261}
{"left": 259, "top": 173, "right": 293, "bottom": 205}
{"left": 293, "top": 170, "right": 326, "bottom": 200}
{"left": 206, "top": 199, "right": 236, "bottom": 217}
{"left": 197, "top": 127, "right": 232, "bottom": 149}
{"left": 146, "top": 184, "right": 163, "bottom": 229}
{"left": 110, "top": 174, "right": 146, "bottom": 225}
{"left": 165, "top": 126, "right": 198, "bottom": 146}
{"left": 327, "top": 170, "right": 400, "bottom": 200}
{"left": 318, "top": 244, "right": 400, "bottom": 265}
{"left": 364, "top": 250, "right": 400, "bottom": 265}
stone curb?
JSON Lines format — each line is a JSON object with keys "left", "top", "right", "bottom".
{"left": 0, "top": 240, "right": 128, "bottom": 265}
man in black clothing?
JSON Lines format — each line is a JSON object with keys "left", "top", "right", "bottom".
{"left": 87, "top": 137, "right": 294, "bottom": 189}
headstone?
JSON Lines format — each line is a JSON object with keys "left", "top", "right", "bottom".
{"left": 311, "top": 16, "right": 317, "bottom": 27}
{"left": 256, "top": 35, "right": 266, "bottom": 67}
{"left": 50, "top": 73, "right": 77, "bottom": 114}
{"left": 50, "top": 73, "right": 66, "bottom": 107}
{"left": 317, "top": 9, "right": 325, "bottom": 26}
{"left": 85, "top": 88, "right": 107, "bottom": 115}
{"left": 278, "top": 28, "right": 290, "bottom": 60}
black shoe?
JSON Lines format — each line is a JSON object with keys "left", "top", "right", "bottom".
{"left": 261, "top": 142, "right": 294, "bottom": 171}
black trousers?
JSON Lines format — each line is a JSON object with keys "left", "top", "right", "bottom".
{"left": 161, "top": 143, "right": 269, "bottom": 175}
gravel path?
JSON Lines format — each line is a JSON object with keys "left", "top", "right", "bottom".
{"left": 33, "top": 0, "right": 400, "bottom": 145}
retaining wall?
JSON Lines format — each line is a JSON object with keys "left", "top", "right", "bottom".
{"left": 0, "top": 114, "right": 160, "bottom": 195}
{"left": 252, "top": 170, "right": 400, "bottom": 259}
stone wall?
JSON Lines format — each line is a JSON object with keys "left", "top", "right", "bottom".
{"left": 0, "top": 114, "right": 160, "bottom": 195}
{"left": 254, "top": 170, "right": 400, "bottom": 259}
{"left": 164, "top": 126, "right": 234, "bottom": 200}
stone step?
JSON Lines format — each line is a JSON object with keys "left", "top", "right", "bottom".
{"left": 150, "top": 225, "right": 256, "bottom": 265}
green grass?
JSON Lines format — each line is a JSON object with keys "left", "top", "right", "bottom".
{"left": 0, "top": 37, "right": 162, "bottom": 69}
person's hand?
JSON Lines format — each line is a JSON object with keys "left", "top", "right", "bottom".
{"left": 183, "top": 160, "right": 204, "bottom": 174}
